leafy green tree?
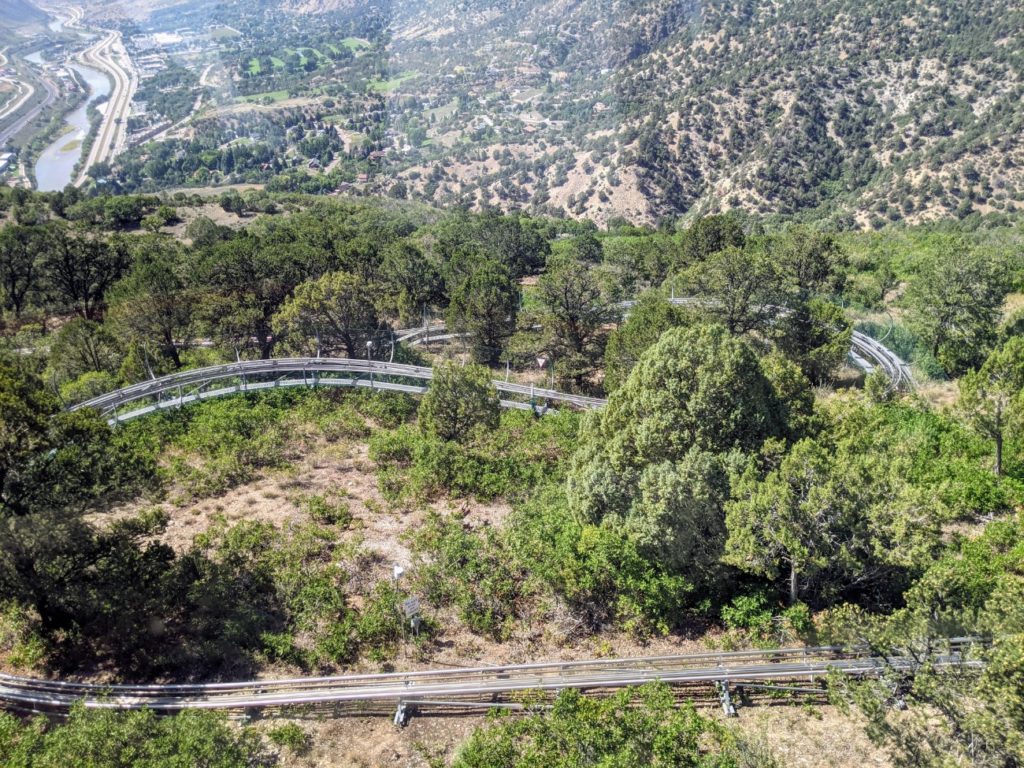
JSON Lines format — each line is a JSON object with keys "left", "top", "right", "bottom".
{"left": 569, "top": 325, "right": 786, "bottom": 592}
{"left": 681, "top": 214, "right": 746, "bottom": 264}
{"left": 378, "top": 241, "right": 443, "bottom": 326}
{"left": 533, "top": 257, "right": 613, "bottom": 389}
{"left": 106, "top": 237, "right": 192, "bottom": 369}
{"left": 957, "top": 337, "right": 1024, "bottom": 477}
{"left": 725, "top": 438, "right": 841, "bottom": 605}
{"left": 446, "top": 258, "right": 519, "bottom": 365}
{"left": 834, "top": 518, "right": 1024, "bottom": 768}
{"left": 419, "top": 361, "right": 500, "bottom": 443}
{"left": 272, "top": 270, "right": 382, "bottom": 358}
{"left": 189, "top": 236, "right": 311, "bottom": 359}
{"left": 434, "top": 212, "right": 548, "bottom": 279}
{"left": 41, "top": 224, "right": 130, "bottom": 320}
{"left": 775, "top": 299, "right": 852, "bottom": 383}
{"left": 903, "top": 240, "right": 1009, "bottom": 374}
{"left": 0, "top": 225, "right": 46, "bottom": 317}
{"left": 453, "top": 683, "right": 773, "bottom": 768}
{"left": 768, "top": 227, "right": 846, "bottom": 305}
{"left": 725, "top": 427, "right": 941, "bottom": 607}
{"left": 0, "top": 706, "right": 271, "bottom": 767}
{"left": 604, "top": 292, "right": 691, "bottom": 393}
{"left": 684, "top": 244, "right": 777, "bottom": 335}
{"left": 44, "top": 318, "right": 122, "bottom": 390}
{"left": 571, "top": 324, "right": 786, "bottom": 488}
{"left": 565, "top": 231, "right": 603, "bottom": 263}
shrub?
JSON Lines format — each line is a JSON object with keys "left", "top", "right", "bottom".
{"left": 301, "top": 494, "right": 352, "bottom": 526}
{"left": 268, "top": 723, "right": 309, "bottom": 755}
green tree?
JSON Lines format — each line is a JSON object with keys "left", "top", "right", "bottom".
{"left": 419, "top": 361, "right": 500, "bottom": 443}
{"left": 725, "top": 428, "right": 940, "bottom": 607}
{"left": 681, "top": 214, "right": 746, "bottom": 264}
{"left": 724, "top": 438, "right": 841, "bottom": 605}
{"left": 272, "top": 270, "right": 382, "bottom": 358}
{"left": 534, "top": 257, "right": 613, "bottom": 389}
{"left": 569, "top": 325, "right": 786, "bottom": 591}
{"left": 957, "top": 337, "right": 1024, "bottom": 477}
{"left": 44, "top": 318, "right": 122, "bottom": 390}
{"left": 106, "top": 237, "right": 192, "bottom": 369}
{"left": 0, "top": 706, "right": 271, "bottom": 767}
{"left": 835, "top": 518, "right": 1024, "bottom": 768}
{"left": 189, "top": 236, "right": 312, "bottom": 359}
{"left": 903, "top": 240, "right": 1009, "bottom": 374}
{"left": 378, "top": 241, "right": 443, "bottom": 326}
{"left": 446, "top": 258, "right": 519, "bottom": 365}
{"left": 41, "top": 224, "right": 130, "bottom": 320}
{"left": 0, "top": 225, "right": 46, "bottom": 317}
{"left": 775, "top": 299, "right": 852, "bottom": 383}
{"left": 684, "top": 244, "right": 777, "bottom": 335}
{"left": 768, "top": 227, "right": 846, "bottom": 305}
{"left": 604, "top": 292, "right": 691, "bottom": 393}
{"left": 453, "top": 683, "right": 773, "bottom": 768}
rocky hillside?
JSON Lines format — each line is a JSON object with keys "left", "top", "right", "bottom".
{"left": 91, "top": 0, "right": 1024, "bottom": 227}
{"left": 378, "top": 0, "right": 1023, "bottom": 226}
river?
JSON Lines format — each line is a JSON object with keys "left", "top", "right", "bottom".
{"left": 34, "top": 64, "right": 111, "bottom": 192}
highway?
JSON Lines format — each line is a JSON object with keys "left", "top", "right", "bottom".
{"left": 0, "top": 62, "right": 59, "bottom": 149}
{"left": 0, "top": 641, "right": 981, "bottom": 716}
{"left": 75, "top": 27, "right": 136, "bottom": 184}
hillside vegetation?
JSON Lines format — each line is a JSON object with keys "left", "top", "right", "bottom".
{"left": 64, "top": 0, "right": 1022, "bottom": 229}
{"left": 0, "top": 185, "right": 1022, "bottom": 764}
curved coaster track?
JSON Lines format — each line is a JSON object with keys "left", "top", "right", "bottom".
{"left": 41, "top": 301, "right": 927, "bottom": 722}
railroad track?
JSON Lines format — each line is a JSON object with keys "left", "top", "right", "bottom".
{"left": 0, "top": 641, "right": 981, "bottom": 718}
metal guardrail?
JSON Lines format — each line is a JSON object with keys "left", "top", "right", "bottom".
{"left": 0, "top": 640, "right": 982, "bottom": 715}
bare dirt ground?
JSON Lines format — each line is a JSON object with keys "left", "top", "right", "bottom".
{"left": 250, "top": 702, "right": 891, "bottom": 768}
{"left": 103, "top": 431, "right": 714, "bottom": 672}
{"left": 84, "top": 423, "right": 896, "bottom": 767}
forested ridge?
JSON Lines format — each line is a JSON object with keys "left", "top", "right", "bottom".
{"left": 0, "top": 183, "right": 1022, "bottom": 766}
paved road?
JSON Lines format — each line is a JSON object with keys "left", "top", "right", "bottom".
{"left": 0, "top": 67, "right": 58, "bottom": 148}
{"left": 75, "top": 28, "right": 136, "bottom": 184}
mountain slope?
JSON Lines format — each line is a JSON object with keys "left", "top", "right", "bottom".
{"left": 0, "top": 0, "right": 46, "bottom": 27}
{"left": 373, "top": 0, "right": 1024, "bottom": 225}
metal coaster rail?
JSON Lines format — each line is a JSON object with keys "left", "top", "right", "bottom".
{"left": 0, "top": 640, "right": 981, "bottom": 718}
{"left": 44, "top": 296, "right": 927, "bottom": 722}
{"left": 71, "top": 358, "right": 607, "bottom": 423}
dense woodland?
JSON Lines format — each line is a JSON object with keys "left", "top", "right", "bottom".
{"left": 0, "top": 185, "right": 1022, "bottom": 766}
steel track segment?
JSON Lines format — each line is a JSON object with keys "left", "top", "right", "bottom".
{"left": 70, "top": 359, "right": 607, "bottom": 423}
{"left": 0, "top": 655, "right": 979, "bottom": 713}
{"left": 0, "top": 645, "right": 872, "bottom": 696}
{"left": 0, "top": 642, "right": 977, "bottom": 699}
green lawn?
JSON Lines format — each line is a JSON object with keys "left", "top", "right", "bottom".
{"left": 235, "top": 90, "right": 290, "bottom": 104}
{"left": 424, "top": 97, "right": 458, "bottom": 121}
{"left": 246, "top": 58, "right": 261, "bottom": 75}
{"left": 369, "top": 71, "right": 418, "bottom": 93}
{"left": 341, "top": 37, "right": 371, "bottom": 51}
{"left": 208, "top": 26, "right": 240, "bottom": 39}
{"left": 270, "top": 56, "right": 285, "bottom": 69}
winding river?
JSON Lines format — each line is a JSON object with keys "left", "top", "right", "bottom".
{"left": 34, "top": 63, "right": 111, "bottom": 192}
